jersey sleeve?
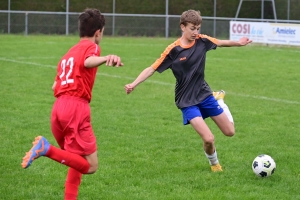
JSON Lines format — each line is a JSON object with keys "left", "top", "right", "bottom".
{"left": 198, "top": 34, "right": 218, "bottom": 51}
{"left": 151, "top": 41, "right": 178, "bottom": 73}
{"left": 85, "top": 44, "right": 101, "bottom": 60}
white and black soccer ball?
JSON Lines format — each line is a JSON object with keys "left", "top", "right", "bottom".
{"left": 252, "top": 154, "right": 276, "bottom": 177}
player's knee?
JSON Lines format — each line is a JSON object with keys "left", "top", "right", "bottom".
{"left": 88, "top": 163, "right": 98, "bottom": 174}
{"left": 223, "top": 127, "right": 235, "bottom": 137}
{"left": 88, "top": 167, "right": 98, "bottom": 174}
{"left": 203, "top": 135, "right": 215, "bottom": 146}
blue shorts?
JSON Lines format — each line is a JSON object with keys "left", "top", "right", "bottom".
{"left": 180, "top": 95, "right": 223, "bottom": 125}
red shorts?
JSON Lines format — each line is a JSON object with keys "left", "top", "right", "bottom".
{"left": 51, "top": 95, "right": 97, "bottom": 155}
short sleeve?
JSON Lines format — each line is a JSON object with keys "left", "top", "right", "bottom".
{"left": 85, "top": 44, "right": 101, "bottom": 60}
{"left": 198, "top": 34, "right": 218, "bottom": 51}
{"left": 151, "top": 41, "right": 178, "bottom": 73}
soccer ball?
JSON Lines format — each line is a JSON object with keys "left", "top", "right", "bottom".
{"left": 252, "top": 154, "right": 276, "bottom": 177}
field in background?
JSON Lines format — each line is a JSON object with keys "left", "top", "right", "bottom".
{"left": 0, "top": 35, "right": 300, "bottom": 200}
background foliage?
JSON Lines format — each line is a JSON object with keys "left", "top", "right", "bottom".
{"left": 0, "top": 0, "right": 299, "bottom": 20}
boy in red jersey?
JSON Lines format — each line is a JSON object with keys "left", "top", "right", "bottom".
{"left": 21, "top": 8, "right": 123, "bottom": 199}
{"left": 124, "top": 10, "right": 252, "bottom": 172}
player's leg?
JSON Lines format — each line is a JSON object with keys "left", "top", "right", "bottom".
{"left": 21, "top": 97, "right": 95, "bottom": 174}
{"left": 189, "top": 117, "right": 222, "bottom": 172}
{"left": 62, "top": 152, "right": 98, "bottom": 200}
{"left": 181, "top": 105, "right": 222, "bottom": 172}
{"left": 211, "top": 112, "right": 235, "bottom": 136}
{"left": 189, "top": 116, "right": 215, "bottom": 155}
{"left": 64, "top": 167, "right": 82, "bottom": 200}
{"left": 21, "top": 135, "right": 91, "bottom": 174}
{"left": 197, "top": 95, "right": 232, "bottom": 171}
{"left": 84, "top": 151, "right": 98, "bottom": 173}
{"left": 63, "top": 152, "right": 97, "bottom": 200}
{"left": 212, "top": 90, "right": 235, "bottom": 136}
{"left": 213, "top": 90, "right": 234, "bottom": 123}
{"left": 55, "top": 97, "right": 97, "bottom": 200}
{"left": 49, "top": 96, "right": 98, "bottom": 174}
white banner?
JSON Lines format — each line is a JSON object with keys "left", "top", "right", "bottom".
{"left": 230, "top": 21, "right": 300, "bottom": 46}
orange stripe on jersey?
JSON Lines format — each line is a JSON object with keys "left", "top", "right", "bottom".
{"left": 151, "top": 39, "right": 180, "bottom": 70}
{"left": 197, "top": 34, "right": 219, "bottom": 45}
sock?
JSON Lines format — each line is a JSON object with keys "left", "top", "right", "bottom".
{"left": 64, "top": 168, "right": 82, "bottom": 200}
{"left": 45, "top": 146, "right": 90, "bottom": 174}
{"left": 217, "top": 99, "right": 234, "bottom": 123}
{"left": 205, "top": 149, "right": 219, "bottom": 165}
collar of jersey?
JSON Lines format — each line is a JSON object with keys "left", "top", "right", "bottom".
{"left": 177, "top": 39, "right": 195, "bottom": 49}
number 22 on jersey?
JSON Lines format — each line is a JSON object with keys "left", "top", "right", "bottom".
{"left": 59, "top": 57, "right": 74, "bottom": 85}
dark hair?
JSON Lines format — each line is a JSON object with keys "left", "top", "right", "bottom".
{"left": 78, "top": 8, "right": 106, "bottom": 37}
{"left": 180, "top": 10, "right": 202, "bottom": 26}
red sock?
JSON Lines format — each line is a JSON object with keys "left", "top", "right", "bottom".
{"left": 64, "top": 167, "right": 82, "bottom": 200}
{"left": 45, "top": 145, "right": 90, "bottom": 174}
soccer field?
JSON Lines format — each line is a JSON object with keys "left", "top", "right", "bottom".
{"left": 0, "top": 34, "right": 300, "bottom": 200}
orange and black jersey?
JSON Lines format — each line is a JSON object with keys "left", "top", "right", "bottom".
{"left": 151, "top": 34, "right": 218, "bottom": 109}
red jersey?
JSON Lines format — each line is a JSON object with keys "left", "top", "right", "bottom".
{"left": 54, "top": 40, "right": 100, "bottom": 102}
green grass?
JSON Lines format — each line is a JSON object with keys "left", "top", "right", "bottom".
{"left": 1, "top": 34, "right": 300, "bottom": 200}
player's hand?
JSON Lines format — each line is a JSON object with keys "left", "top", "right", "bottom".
{"left": 239, "top": 37, "right": 252, "bottom": 46}
{"left": 124, "top": 84, "right": 135, "bottom": 94}
{"left": 106, "top": 55, "right": 124, "bottom": 67}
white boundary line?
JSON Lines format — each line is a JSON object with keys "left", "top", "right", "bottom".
{"left": 1, "top": 57, "right": 299, "bottom": 105}
{"left": 16, "top": 56, "right": 58, "bottom": 60}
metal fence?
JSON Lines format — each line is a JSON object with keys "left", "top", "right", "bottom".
{"left": 1, "top": 0, "right": 300, "bottom": 38}
{"left": 0, "top": 10, "right": 300, "bottom": 39}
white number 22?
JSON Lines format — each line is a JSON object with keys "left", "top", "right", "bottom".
{"left": 59, "top": 57, "right": 74, "bottom": 85}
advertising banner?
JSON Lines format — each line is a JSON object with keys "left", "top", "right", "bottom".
{"left": 230, "top": 21, "right": 300, "bottom": 46}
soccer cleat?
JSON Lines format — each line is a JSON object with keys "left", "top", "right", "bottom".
{"left": 213, "top": 90, "right": 225, "bottom": 100}
{"left": 211, "top": 163, "right": 223, "bottom": 172}
{"left": 21, "top": 136, "right": 50, "bottom": 169}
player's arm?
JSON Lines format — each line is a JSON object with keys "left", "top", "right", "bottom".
{"left": 52, "top": 81, "right": 57, "bottom": 90}
{"left": 84, "top": 55, "right": 123, "bottom": 68}
{"left": 124, "top": 66, "right": 155, "bottom": 94}
{"left": 217, "top": 37, "right": 252, "bottom": 47}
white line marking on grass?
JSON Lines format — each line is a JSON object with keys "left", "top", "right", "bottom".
{"left": 1, "top": 57, "right": 299, "bottom": 105}
{"left": 98, "top": 72, "right": 174, "bottom": 86}
{"left": 228, "top": 92, "right": 300, "bottom": 105}
{"left": 207, "top": 57, "right": 300, "bottom": 63}
{"left": 0, "top": 57, "right": 56, "bottom": 68}
{"left": 258, "top": 47, "right": 300, "bottom": 53}
{"left": 16, "top": 56, "right": 58, "bottom": 60}
{"left": 98, "top": 73, "right": 300, "bottom": 105}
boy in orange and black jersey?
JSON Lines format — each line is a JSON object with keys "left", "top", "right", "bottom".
{"left": 125, "top": 10, "right": 252, "bottom": 172}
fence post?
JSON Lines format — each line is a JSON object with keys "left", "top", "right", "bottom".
{"left": 8, "top": 0, "right": 10, "bottom": 34}
{"left": 165, "top": 0, "right": 169, "bottom": 38}
{"left": 213, "top": 0, "right": 216, "bottom": 37}
{"left": 287, "top": 0, "right": 290, "bottom": 21}
{"left": 66, "top": 0, "right": 69, "bottom": 35}
{"left": 25, "top": 12, "right": 28, "bottom": 35}
{"left": 112, "top": 0, "right": 115, "bottom": 36}
{"left": 261, "top": 0, "right": 264, "bottom": 19}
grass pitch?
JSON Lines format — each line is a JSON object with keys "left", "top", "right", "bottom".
{"left": 0, "top": 34, "right": 300, "bottom": 200}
